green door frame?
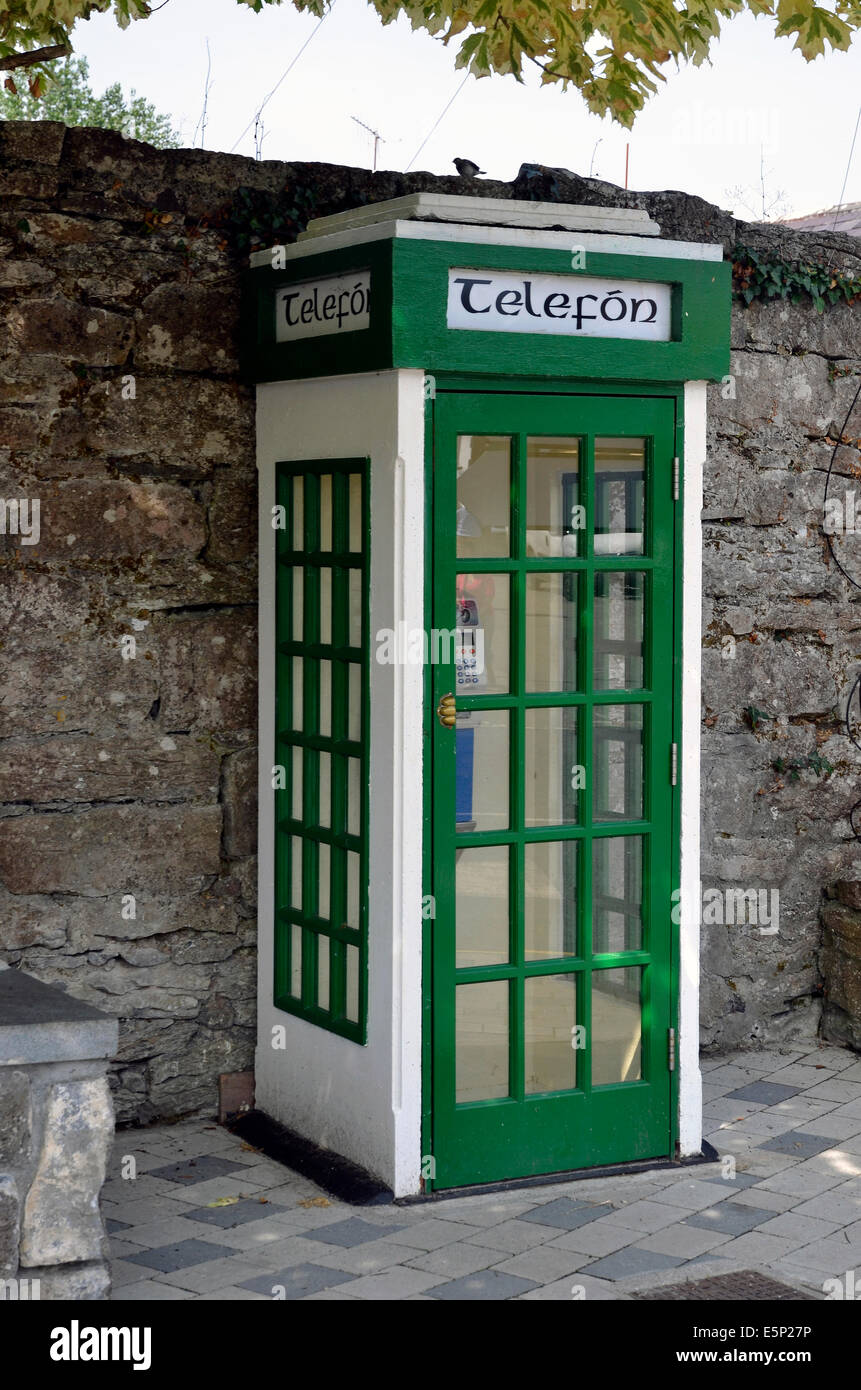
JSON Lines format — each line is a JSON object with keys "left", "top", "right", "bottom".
{"left": 421, "top": 375, "right": 685, "bottom": 1192}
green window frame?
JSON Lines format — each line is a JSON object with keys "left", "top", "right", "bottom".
{"left": 273, "top": 457, "right": 370, "bottom": 1043}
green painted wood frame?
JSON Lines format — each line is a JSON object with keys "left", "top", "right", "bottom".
{"left": 273, "top": 457, "right": 371, "bottom": 1044}
{"left": 241, "top": 237, "right": 731, "bottom": 385}
{"left": 423, "top": 381, "right": 683, "bottom": 1189}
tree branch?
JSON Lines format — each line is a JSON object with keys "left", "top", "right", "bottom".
{"left": 0, "top": 44, "right": 71, "bottom": 74}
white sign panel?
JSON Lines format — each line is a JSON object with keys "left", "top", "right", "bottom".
{"left": 276, "top": 270, "right": 370, "bottom": 343}
{"left": 447, "top": 269, "right": 672, "bottom": 341}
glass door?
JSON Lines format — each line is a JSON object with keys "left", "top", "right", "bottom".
{"left": 430, "top": 391, "right": 678, "bottom": 1188}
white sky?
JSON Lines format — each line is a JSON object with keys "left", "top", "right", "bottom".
{"left": 70, "top": 0, "right": 860, "bottom": 221}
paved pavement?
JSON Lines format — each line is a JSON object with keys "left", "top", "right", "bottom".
{"left": 106, "top": 1042, "right": 861, "bottom": 1300}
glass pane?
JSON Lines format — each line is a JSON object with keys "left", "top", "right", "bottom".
{"left": 347, "top": 758, "right": 361, "bottom": 837}
{"left": 455, "top": 574, "right": 508, "bottom": 695}
{"left": 320, "top": 568, "right": 332, "bottom": 645}
{"left": 318, "top": 934, "right": 330, "bottom": 1010}
{"left": 525, "top": 974, "right": 578, "bottom": 1094}
{"left": 594, "top": 572, "right": 644, "bottom": 691}
{"left": 320, "top": 473, "right": 333, "bottom": 551}
{"left": 592, "top": 967, "right": 643, "bottom": 1084}
{"left": 293, "top": 476, "right": 304, "bottom": 550}
{"left": 593, "top": 705, "right": 644, "bottom": 822}
{"left": 525, "top": 573, "right": 577, "bottom": 692}
{"left": 525, "top": 707, "right": 579, "bottom": 827}
{"left": 594, "top": 438, "right": 645, "bottom": 556}
{"left": 290, "top": 837, "right": 302, "bottom": 909}
{"left": 456, "top": 710, "right": 509, "bottom": 833}
{"left": 348, "top": 568, "right": 362, "bottom": 647}
{"left": 290, "top": 923, "right": 302, "bottom": 996}
{"left": 456, "top": 436, "right": 510, "bottom": 558}
{"left": 526, "top": 437, "right": 580, "bottom": 558}
{"left": 456, "top": 981, "right": 509, "bottom": 1102}
{"left": 318, "top": 751, "right": 331, "bottom": 828}
{"left": 318, "top": 842, "right": 330, "bottom": 918}
{"left": 291, "top": 746, "right": 302, "bottom": 820}
{"left": 525, "top": 840, "right": 578, "bottom": 960}
{"left": 346, "top": 944, "right": 360, "bottom": 1023}
{"left": 456, "top": 845, "right": 509, "bottom": 968}
{"left": 593, "top": 837, "right": 643, "bottom": 953}
{"left": 348, "top": 663, "right": 362, "bottom": 742}
{"left": 291, "top": 568, "right": 303, "bottom": 641}
{"left": 319, "top": 660, "right": 332, "bottom": 737}
{"left": 346, "top": 852, "right": 360, "bottom": 928}
{"left": 349, "top": 472, "right": 362, "bottom": 552}
{"left": 292, "top": 659, "right": 303, "bottom": 729}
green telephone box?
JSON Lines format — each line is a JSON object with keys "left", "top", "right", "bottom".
{"left": 243, "top": 194, "right": 731, "bottom": 1195}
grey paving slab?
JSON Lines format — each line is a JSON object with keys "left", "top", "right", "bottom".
{"left": 489, "top": 1244, "right": 594, "bottom": 1283}
{"left": 311, "top": 1239, "right": 423, "bottom": 1275}
{"left": 580, "top": 1246, "right": 686, "bottom": 1281}
{"left": 403, "top": 1242, "right": 509, "bottom": 1278}
{"left": 634, "top": 1226, "right": 734, "bottom": 1259}
{"left": 520, "top": 1272, "right": 627, "bottom": 1300}
{"left": 123, "top": 1237, "right": 237, "bottom": 1273}
{"left": 756, "top": 1212, "right": 840, "bottom": 1244}
{"left": 517, "top": 1197, "right": 611, "bottom": 1230}
{"left": 712, "top": 1231, "right": 814, "bottom": 1264}
{"left": 653, "top": 1179, "right": 736, "bottom": 1210}
{"left": 685, "top": 1202, "right": 775, "bottom": 1236}
{"left": 239, "top": 1263, "right": 357, "bottom": 1298}
{"left": 429, "top": 1269, "right": 539, "bottom": 1299}
{"left": 385, "top": 1218, "right": 481, "bottom": 1250}
{"left": 703, "top": 1172, "right": 762, "bottom": 1190}
{"left": 758, "top": 1131, "right": 836, "bottom": 1159}
{"left": 308, "top": 1217, "right": 407, "bottom": 1247}
{"left": 336, "top": 1268, "right": 446, "bottom": 1300}
{"left": 545, "top": 1220, "right": 641, "bottom": 1258}
{"left": 596, "top": 1200, "right": 683, "bottom": 1234}
{"left": 463, "top": 1218, "right": 558, "bottom": 1254}
{"left": 726, "top": 1081, "right": 801, "bottom": 1105}
{"left": 156, "top": 1256, "right": 271, "bottom": 1294}
{"left": 148, "top": 1155, "right": 250, "bottom": 1184}
{"left": 111, "top": 1281, "right": 194, "bottom": 1301}
{"left": 183, "top": 1198, "right": 289, "bottom": 1228}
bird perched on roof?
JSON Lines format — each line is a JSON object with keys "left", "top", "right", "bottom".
{"left": 453, "top": 157, "right": 485, "bottom": 179}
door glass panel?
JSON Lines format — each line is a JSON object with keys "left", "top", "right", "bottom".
{"left": 525, "top": 707, "right": 579, "bottom": 826}
{"left": 456, "top": 981, "right": 509, "bottom": 1102}
{"left": 456, "top": 845, "right": 509, "bottom": 967}
{"left": 525, "top": 974, "right": 578, "bottom": 1094}
{"left": 594, "top": 438, "right": 645, "bottom": 555}
{"left": 290, "top": 924, "right": 302, "bottom": 997}
{"left": 526, "top": 437, "right": 581, "bottom": 557}
{"left": 318, "top": 933, "right": 330, "bottom": 1009}
{"left": 525, "top": 573, "right": 578, "bottom": 692}
{"left": 594, "top": 572, "right": 645, "bottom": 691}
{"left": 319, "top": 660, "right": 332, "bottom": 737}
{"left": 593, "top": 836, "right": 643, "bottom": 953}
{"left": 593, "top": 705, "right": 644, "bottom": 822}
{"left": 456, "top": 574, "right": 509, "bottom": 694}
{"left": 291, "top": 569, "right": 303, "bottom": 640}
{"left": 345, "top": 944, "right": 360, "bottom": 1022}
{"left": 292, "top": 476, "right": 304, "bottom": 550}
{"left": 592, "top": 967, "right": 643, "bottom": 1084}
{"left": 318, "top": 842, "right": 330, "bottom": 916}
{"left": 319, "top": 473, "right": 333, "bottom": 551}
{"left": 456, "top": 436, "right": 510, "bottom": 557}
{"left": 525, "top": 840, "right": 578, "bottom": 959}
{"left": 318, "top": 751, "right": 331, "bottom": 827}
{"left": 320, "top": 568, "right": 332, "bottom": 645}
{"left": 456, "top": 710, "right": 509, "bottom": 832}
{"left": 348, "top": 472, "right": 362, "bottom": 552}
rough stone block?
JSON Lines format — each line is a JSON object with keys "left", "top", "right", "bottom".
{"left": 0, "top": 1071, "right": 31, "bottom": 1166}
{"left": 26, "top": 1260, "right": 111, "bottom": 1300}
{"left": 33, "top": 479, "right": 206, "bottom": 561}
{"left": 136, "top": 282, "right": 240, "bottom": 372}
{"left": 7, "top": 298, "right": 133, "bottom": 366}
{"left": 222, "top": 747, "right": 258, "bottom": 859}
{"left": 19, "top": 1078, "right": 113, "bottom": 1267}
{"left": 0, "top": 1176, "right": 19, "bottom": 1277}
{"left": 0, "top": 733, "right": 220, "bottom": 805}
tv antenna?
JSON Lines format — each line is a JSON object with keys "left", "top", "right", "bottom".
{"left": 351, "top": 116, "right": 385, "bottom": 172}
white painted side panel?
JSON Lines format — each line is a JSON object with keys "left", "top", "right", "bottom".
{"left": 255, "top": 370, "right": 426, "bottom": 1196}
{"left": 679, "top": 381, "right": 706, "bottom": 1156}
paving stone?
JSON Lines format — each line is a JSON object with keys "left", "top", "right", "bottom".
{"left": 111, "top": 1280, "right": 193, "bottom": 1301}
{"left": 653, "top": 1179, "right": 736, "bottom": 1210}
{"left": 758, "top": 1131, "right": 836, "bottom": 1159}
{"left": 727, "top": 1081, "right": 801, "bottom": 1105}
{"left": 761, "top": 1065, "right": 838, "bottom": 1089}
{"left": 467, "top": 1218, "right": 558, "bottom": 1254}
{"left": 429, "top": 1269, "right": 539, "bottom": 1300}
{"left": 194, "top": 1286, "right": 268, "bottom": 1300}
{"left": 183, "top": 1198, "right": 288, "bottom": 1228}
{"left": 792, "top": 1114, "right": 861, "bottom": 1141}
{"left": 519, "top": 1272, "right": 627, "bottom": 1300}
{"left": 756, "top": 1167, "right": 847, "bottom": 1199}
{"left": 703, "top": 1172, "right": 762, "bottom": 1190}
{"left": 685, "top": 1202, "right": 775, "bottom": 1236}
{"left": 336, "top": 1268, "right": 446, "bottom": 1300}
{"left": 713, "top": 1231, "right": 814, "bottom": 1263}
{"left": 516, "top": 1197, "right": 610, "bottom": 1229}
{"left": 634, "top": 1226, "right": 734, "bottom": 1259}
{"left": 123, "top": 1237, "right": 237, "bottom": 1272}
{"left": 791, "top": 1191, "right": 861, "bottom": 1223}
{"left": 312, "top": 1239, "right": 422, "bottom": 1276}
{"left": 724, "top": 1187, "right": 799, "bottom": 1213}
{"left": 795, "top": 1050, "right": 859, "bottom": 1072}
{"left": 579, "top": 1246, "right": 686, "bottom": 1281}
{"left": 597, "top": 1200, "right": 683, "bottom": 1234}
{"left": 403, "top": 1242, "right": 508, "bottom": 1278}
{"left": 112, "top": 1216, "right": 227, "bottom": 1248}
{"left": 786, "top": 1235, "right": 861, "bottom": 1274}
{"left": 385, "top": 1219, "right": 479, "bottom": 1250}
{"left": 105, "top": 1218, "right": 132, "bottom": 1233}
{"left": 756, "top": 1212, "right": 840, "bottom": 1244}
{"left": 800, "top": 1079, "right": 861, "bottom": 1104}
{"left": 488, "top": 1244, "right": 593, "bottom": 1283}
{"left": 239, "top": 1263, "right": 357, "bottom": 1299}
{"left": 156, "top": 1256, "right": 268, "bottom": 1293}
{"left": 308, "top": 1217, "right": 407, "bottom": 1247}
{"left": 148, "top": 1155, "right": 250, "bottom": 1185}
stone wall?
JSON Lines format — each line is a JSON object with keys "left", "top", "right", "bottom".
{"left": 0, "top": 122, "right": 859, "bottom": 1123}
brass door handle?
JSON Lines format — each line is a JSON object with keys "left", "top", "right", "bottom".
{"left": 436, "top": 693, "right": 456, "bottom": 728}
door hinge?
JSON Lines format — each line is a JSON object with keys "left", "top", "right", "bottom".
{"left": 668, "top": 1027, "right": 676, "bottom": 1072}
{"left": 670, "top": 742, "right": 678, "bottom": 786}
{"left": 672, "top": 456, "right": 680, "bottom": 501}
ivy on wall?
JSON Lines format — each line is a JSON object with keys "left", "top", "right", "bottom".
{"left": 732, "top": 245, "right": 861, "bottom": 313}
